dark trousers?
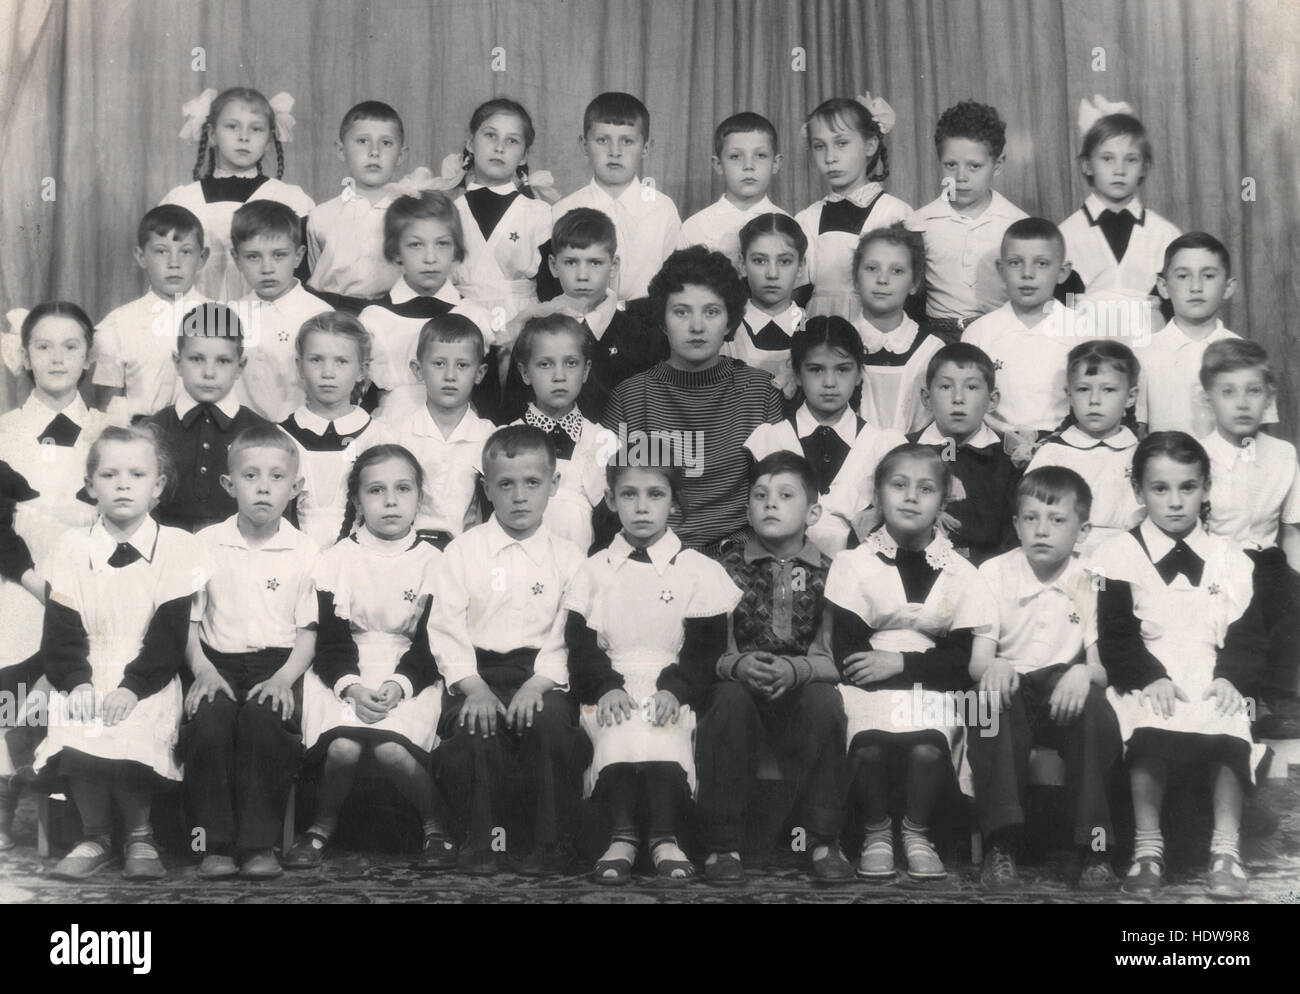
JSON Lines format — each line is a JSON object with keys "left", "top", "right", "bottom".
{"left": 966, "top": 663, "right": 1121, "bottom": 848}
{"left": 180, "top": 646, "right": 302, "bottom": 853}
{"left": 1245, "top": 547, "right": 1300, "bottom": 699}
{"left": 434, "top": 649, "right": 587, "bottom": 853}
{"left": 696, "top": 681, "right": 848, "bottom": 852}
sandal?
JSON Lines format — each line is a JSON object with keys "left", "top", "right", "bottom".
{"left": 283, "top": 830, "right": 330, "bottom": 869}
{"left": 122, "top": 836, "right": 166, "bottom": 881}
{"left": 50, "top": 837, "right": 115, "bottom": 880}
{"left": 417, "top": 830, "right": 459, "bottom": 871}
{"left": 592, "top": 839, "right": 637, "bottom": 886}
{"left": 650, "top": 838, "right": 695, "bottom": 884}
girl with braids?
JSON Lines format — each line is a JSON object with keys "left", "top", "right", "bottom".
{"left": 445, "top": 98, "right": 555, "bottom": 332}
{"left": 794, "top": 94, "right": 911, "bottom": 321}
{"left": 162, "top": 87, "right": 315, "bottom": 302}
{"left": 1093, "top": 432, "right": 1268, "bottom": 900}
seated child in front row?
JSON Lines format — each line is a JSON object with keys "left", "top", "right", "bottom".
{"left": 1026, "top": 340, "right": 1144, "bottom": 556}
{"left": 699, "top": 453, "right": 853, "bottom": 885}
{"left": 231, "top": 199, "right": 332, "bottom": 424}
{"left": 852, "top": 224, "right": 943, "bottom": 433}
{"left": 183, "top": 426, "right": 319, "bottom": 880}
{"left": 726, "top": 212, "right": 807, "bottom": 397}
{"left": 503, "top": 207, "right": 665, "bottom": 422}
{"left": 144, "top": 303, "right": 274, "bottom": 533}
{"left": 910, "top": 342, "right": 1019, "bottom": 564}
{"left": 1199, "top": 339, "right": 1300, "bottom": 738}
{"left": 388, "top": 313, "right": 497, "bottom": 548}
{"left": 967, "top": 467, "right": 1122, "bottom": 891}
{"left": 602, "top": 246, "right": 785, "bottom": 550}
{"left": 359, "top": 190, "right": 495, "bottom": 422}
{"left": 746, "top": 316, "right": 905, "bottom": 555}
{"left": 36, "top": 425, "right": 204, "bottom": 881}
{"left": 280, "top": 312, "right": 394, "bottom": 548}
{"left": 824, "top": 443, "right": 996, "bottom": 882}
{"left": 288, "top": 444, "right": 452, "bottom": 870}
{"left": 92, "top": 205, "right": 209, "bottom": 420}
{"left": 426, "top": 426, "right": 589, "bottom": 875}
{"left": 511, "top": 314, "right": 612, "bottom": 552}
{"left": 555, "top": 456, "right": 741, "bottom": 885}
{"left": 1093, "top": 432, "right": 1269, "bottom": 900}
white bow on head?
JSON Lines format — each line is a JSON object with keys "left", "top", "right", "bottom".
{"left": 425, "top": 151, "right": 561, "bottom": 203}
{"left": 1077, "top": 94, "right": 1136, "bottom": 137}
{"left": 179, "top": 88, "right": 218, "bottom": 142}
{"left": 800, "top": 90, "right": 896, "bottom": 141}
{"left": 1, "top": 308, "right": 31, "bottom": 376}
{"left": 267, "top": 91, "right": 297, "bottom": 144}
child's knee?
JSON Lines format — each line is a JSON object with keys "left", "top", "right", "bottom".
{"left": 372, "top": 741, "right": 410, "bottom": 768}
{"left": 795, "top": 683, "right": 846, "bottom": 730}
{"left": 327, "top": 737, "right": 364, "bottom": 765}
{"left": 911, "top": 742, "right": 944, "bottom": 767}
{"left": 850, "top": 736, "right": 886, "bottom": 767}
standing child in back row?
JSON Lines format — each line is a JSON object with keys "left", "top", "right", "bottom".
{"left": 678, "top": 113, "right": 789, "bottom": 272}
{"left": 796, "top": 94, "right": 911, "bottom": 321}
{"left": 162, "top": 87, "right": 314, "bottom": 302}
{"left": 551, "top": 92, "right": 681, "bottom": 303}
{"left": 725, "top": 213, "right": 807, "bottom": 397}
{"left": 906, "top": 100, "right": 1028, "bottom": 342}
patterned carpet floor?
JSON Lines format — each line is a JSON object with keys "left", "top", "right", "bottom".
{"left": 3, "top": 771, "right": 1298, "bottom": 905}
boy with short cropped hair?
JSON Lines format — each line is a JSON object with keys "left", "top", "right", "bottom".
{"left": 905, "top": 100, "right": 1029, "bottom": 341}
{"left": 1138, "top": 232, "right": 1277, "bottom": 437}
{"left": 551, "top": 92, "right": 681, "bottom": 303}
{"left": 427, "top": 425, "right": 589, "bottom": 875}
{"left": 968, "top": 466, "right": 1122, "bottom": 891}
{"left": 962, "top": 218, "right": 1077, "bottom": 437}
{"left": 93, "top": 205, "right": 211, "bottom": 419}
{"left": 232, "top": 200, "right": 332, "bottom": 423}
{"left": 699, "top": 452, "right": 851, "bottom": 886}
{"left": 911, "top": 342, "right": 1019, "bottom": 564}
{"left": 144, "top": 303, "right": 274, "bottom": 532}
{"left": 678, "top": 112, "right": 789, "bottom": 270}
{"left": 388, "top": 313, "right": 496, "bottom": 547}
{"left": 183, "top": 425, "right": 319, "bottom": 879}
{"left": 307, "top": 100, "right": 409, "bottom": 312}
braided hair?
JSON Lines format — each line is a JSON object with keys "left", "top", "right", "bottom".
{"left": 461, "top": 97, "right": 536, "bottom": 193}
{"left": 192, "top": 87, "right": 285, "bottom": 181}
{"left": 805, "top": 97, "right": 890, "bottom": 183}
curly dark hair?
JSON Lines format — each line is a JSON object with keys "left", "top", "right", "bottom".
{"left": 647, "top": 245, "right": 750, "bottom": 335}
{"left": 934, "top": 100, "right": 1008, "bottom": 158}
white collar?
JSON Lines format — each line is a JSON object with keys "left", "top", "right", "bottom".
{"left": 864, "top": 527, "right": 958, "bottom": 570}
{"left": 210, "top": 514, "right": 302, "bottom": 552}
{"left": 795, "top": 404, "right": 858, "bottom": 447}
{"left": 355, "top": 525, "right": 421, "bottom": 556}
{"left": 22, "top": 391, "right": 90, "bottom": 426}
{"left": 412, "top": 404, "right": 480, "bottom": 441}
{"left": 854, "top": 314, "right": 919, "bottom": 354}
{"left": 1010, "top": 549, "right": 1087, "bottom": 604}
{"left": 917, "top": 420, "right": 1001, "bottom": 450}
{"left": 175, "top": 389, "right": 241, "bottom": 421}
{"left": 590, "top": 177, "right": 645, "bottom": 209}
{"left": 1202, "top": 429, "right": 1254, "bottom": 467}
{"left": 390, "top": 276, "right": 460, "bottom": 305}
{"left": 244, "top": 280, "right": 305, "bottom": 309}
{"left": 744, "top": 299, "right": 802, "bottom": 335}
{"left": 482, "top": 514, "right": 552, "bottom": 563}
{"left": 1084, "top": 193, "right": 1144, "bottom": 221}
{"left": 824, "top": 182, "right": 883, "bottom": 208}
{"left": 292, "top": 405, "right": 370, "bottom": 436}
{"left": 1139, "top": 517, "right": 1214, "bottom": 563}
{"left": 89, "top": 515, "right": 159, "bottom": 571}
{"left": 1159, "top": 317, "right": 1228, "bottom": 348}
{"left": 212, "top": 167, "right": 260, "bottom": 179}
{"left": 581, "top": 290, "right": 623, "bottom": 339}
{"left": 717, "top": 194, "right": 776, "bottom": 216}
{"left": 1058, "top": 424, "right": 1137, "bottom": 451}
{"left": 607, "top": 530, "right": 682, "bottom": 576}
{"left": 920, "top": 190, "right": 1019, "bottom": 222}
{"left": 466, "top": 180, "right": 520, "bottom": 195}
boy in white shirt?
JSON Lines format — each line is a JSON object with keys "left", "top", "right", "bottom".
{"left": 678, "top": 112, "right": 788, "bottom": 272}
{"left": 551, "top": 92, "right": 681, "bottom": 303}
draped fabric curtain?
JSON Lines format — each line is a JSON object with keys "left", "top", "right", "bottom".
{"left": 2, "top": 0, "right": 1297, "bottom": 438}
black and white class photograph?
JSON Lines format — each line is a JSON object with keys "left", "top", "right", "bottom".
{"left": 0, "top": 0, "right": 1297, "bottom": 931}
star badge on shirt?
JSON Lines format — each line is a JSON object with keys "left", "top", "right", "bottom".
{"left": 659, "top": 589, "right": 674, "bottom": 603}
{"left": 607, "top": 346, "right": 618, "bottom": 356}
{"left": 1207, "top": 583, "right": 1221, "bottom": 596}
{"left": 266, "top": 578, "right": 279, "bottom": 591}
{"left": 993, "top": 359, "right": 1005, "bottom": 371}
{"left": 1068, "top": 612, "right": 1080, "bottom": 624}
{"left": 278, "top": 331, "right": 290, "bottom": 343}
{"left": 508, "top": 231, "right": 519, "bottom": 242}
{"left": 403, "top": 589, "right": 417, "bottom": 602}
{"left": 532, "top": 582, "right": 545, "bottom": 595}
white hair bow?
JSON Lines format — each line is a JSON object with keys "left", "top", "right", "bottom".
{"left": 1, "top": 308, "right": 30, "bottom": 376}
{"left": 1077, "top": 94, "right": 1135, "bottom": 137}
{"left": 179, "top": 88, "right": 218, "bottom": 142}
{"left": 388, "top": 166, "right": 440, "bottom": 198}
{"left": 856, "top": 91, "right": 896, "bottom": 135}
{"left": 268, "top": 92, "right": 297, "bottom": 144}
{"left": 426, "top": 152, "right": 468, "bottom": 192}
{"left": 521, "top": 169, "right": 559, "bottom": 204}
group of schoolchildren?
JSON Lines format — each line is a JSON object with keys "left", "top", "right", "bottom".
{"left": 0, "top": 83, "right": 1296, "bottom": 902}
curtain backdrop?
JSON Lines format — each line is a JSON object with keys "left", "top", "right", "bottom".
{"left": 2, "top": 0, "right": 1297, "bottom": 439}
